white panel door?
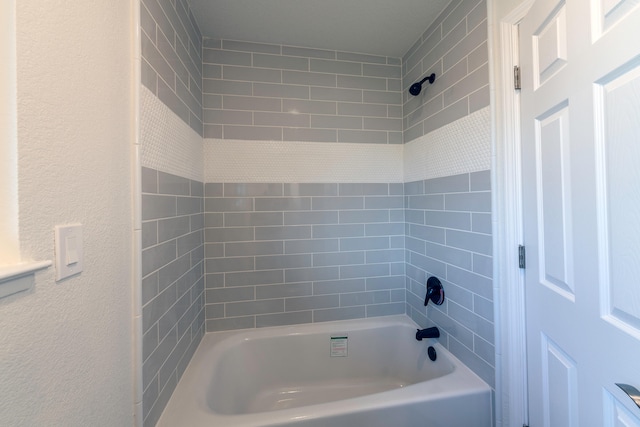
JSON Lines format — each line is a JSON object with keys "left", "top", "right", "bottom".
{"left": 520, "top": 0, "right": 640, "bottom": 425}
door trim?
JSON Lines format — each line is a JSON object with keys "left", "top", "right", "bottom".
{"left": 490, "top": 0, "right": 533, "bottom": 425}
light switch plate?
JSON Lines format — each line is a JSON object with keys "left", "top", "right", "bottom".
{"left": 54, "top": 224, "right": 83, "bottom": 281}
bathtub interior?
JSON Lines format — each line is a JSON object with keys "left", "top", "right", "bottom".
{"left": 207, "top": 323, "right": 455, "bottom": 415}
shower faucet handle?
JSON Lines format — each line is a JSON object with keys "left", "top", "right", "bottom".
{"left": 424, "top": 276, "right": 445, "bottom": 306}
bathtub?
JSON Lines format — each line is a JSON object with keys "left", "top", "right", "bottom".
{"left": 157, "top": 315, "right": 492, "bottom": 427}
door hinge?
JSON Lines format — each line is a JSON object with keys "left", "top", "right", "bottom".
{"left": 518, "top": 245, "right": 526, "bottom": 269}
{"left": 514, "top": 65, "right": 521, "bottom": 90}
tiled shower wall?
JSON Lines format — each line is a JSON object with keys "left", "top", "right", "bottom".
{"left": 201, "top": 40, "right": 403, "bottom": 143}
{"left": 204, "top": 183, "right": 406, "bottom": 331}
{"left": 141, "top": 0, "right": 203, "bottom": 135}
{"left": 140, "top": 168, "right": 205, "bottom": 427}
{"left": 405, "top": 171, "right": 494, "bottom": 387}
{"left": 402, "top": 0, "right": 488, "bottom": 142}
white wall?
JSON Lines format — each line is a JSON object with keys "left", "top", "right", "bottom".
{"left": 0, "top": 1, "right": 134, "bottom": 426}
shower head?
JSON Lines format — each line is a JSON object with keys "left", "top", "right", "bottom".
{"left": 409, "top": 73, "right": 436, "bottom": 96}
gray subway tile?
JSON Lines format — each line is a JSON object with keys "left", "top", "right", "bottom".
{"left": 408, "top": 224, "right": 445, "bottom": 244}
{"left": 285, "top": 239, "right": 339, "bottom": 254}
{"left": 365, "top": 249, "right": 405, "bottom": 264}
{"left": 223, "top": 95, "right": 281, "bottom": 111}
{"left": 222, "top": 65, "right": 282, "bottom": 83}
{"left": 366, "top": 276, "right": 405, "bottom": 291}
{"left": 255, "top": 282, "right": 313, "bottom": 299}
{"left": 285, "top": 266, "right": 339, "bottom": 283}
{"left": 313, "top": 279, "right": 365, "bottom": 295}
{"left": 222, "top": 40, "right": 280, "bottom": 54}
{"left": 141, "top": 167, "right": 158, "bottom": 194}
{"left": 314, "top": 306, "right": 365, "bottom": 322}
{"left": 206, "top": 316, "right": 255, "bottom": 332}
{"left": 225, "top": 212, "right": 283, "bottom": 227}
{"left": 226, "top": 299, "right": 284, "bottom": 317}
{"left": 254, "top": 53, "right": 309, "bottom": 71}
{"left": 409, "top": 194, "right": 444, "bottom": 210}
{"left": 472, "top": 213, "right": 492, "bottom": 234}
{"left": 255, "top": 197, "right": 311, "bottom": 211}
{"left": 284, "top": 211, "right": 338, "bottom": 225}
{"left": 340, "top": 236, "right": 389, "bottom": 251}
{"left": 177, "top": 196, "right": 202, "bottom": 216}
{"left": 312, "top": 224, "right": 364, "bottom": 238}
{"left": 204, "top": 125, "right": 222, "bottom": 138}
{"left": 204, "top": 109, "right": 252, "bottom": 125}
{"left": 205, "top": 197, "right": 253, "bottom": 212}
{"left": 285, "top": 294, "right": 339, "bottom": 311}
{"left": 205, "top": 213, "right": 223, "bottom": 228}
{"left": 446, "top": 265, "right": 493, "bottom": 299}
{"left": 362, "top": 63, "right": 401, "bottom": 78}
{"left": 254, "top": 111, "right": 310, "bottom": 127}
{"left": 142, "top": 240, "right": 177, "bottom": 277}
{"left": 365, "top": 196, "right": 404, "bottom": 209}
{"left": 339, "top": 210, "right": 389, "bottom": 224}
{"left": 203, "top": 79, "right": 252, "bottom": 96}
{"left": 337, "top": 75, "right": 387, "bottom": 90}
{"left": 253, "top": 82, "right": 310, "bottom": 99}
{"left": 338, "top": 129, "right": 388, "bottom": 144}
{"left": 366, "top": 302, "right": 406, "bottom": 317}
{"left": 312, "top": 196, "right": 363, "bottom": 210}
{"left": 284, "top": 183, "right": 338, "bottom": 197}
{"left": 224, "top": 183, "right": 282, "bottom": 197}
{"left": 425, "top": 241, "right": 473, "bottom": 269}
{"left": 256, "top": 311, "right": 313, "bottom": 328}
{"left": 283, "top": 70, "right": 336, "bottom": 87}
{"left": 205, "top": 257, "right": 254, "bottom": 273}
{"left": 157, "top": 216, "right": 190, "bottom": 243}
{"left": 142, "top": 221, "right": 158, "bottom": 249}
{"left": 205, "top": 227, "right": 254, "bottom": 243}
{"left": 473, "top": 253, "right": 493, "bottom": 278}
{"left": 311, "top": 115, "right": 362, "bottom": 130}
{"left": 424, "top": 211, "right": 471, "bottom": 230}
{"left": 363, "top": 90, "right": 402, "bottom": 105}
{"left": 143, "top": 194, "right": 177, "bottom": 221}
{"left": 444, "top": 192, "right": 491, "bottom": 212}
{"left": 337, "top": 102, "right": 387, "bottom": 117}
{"left": 337, "top": 51, "right": 387, "bottom": 64}
{"left": 225, "top": 270, "right": 284, "bottom": 287}
{"left": 310, "top": 87, "right": 362, "bottom": 102}
{"left": 340, "top": 291, "right": 390, "bottom": 307}
{"left": 446, "top": 230, "right": 492, "bottom": 256}
{"left": 340, "top": 263, "right": 389, "bottom": 279}
{"left": 310, "top": 59, "right": 362, "bottom": 75}
{"left": 255, "top": 225, "right": 311, "bottom": 241}
{"left": 283, "top": 128, "right": 337, "bottom": 142}
{"left": 225, "top": 241, "right": 283, "bottom": 257}
{"left": 313, "top": 251, "right": 365, "bottom": 267}
{"left": 282, "top": 45, "right": 336, "bottom": 59}
{"left": 202, "top": 48, "right": 252, "bottom": 66}
{"left": 283, "top": 99, "right": 337, "bottom": 115}
{"left": 255, "top": 254, "right": 312, "bottom": 270}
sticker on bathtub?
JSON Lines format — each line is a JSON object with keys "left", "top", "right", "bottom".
{"left": 330, "top": 336, "right": 348, "bottom": 357}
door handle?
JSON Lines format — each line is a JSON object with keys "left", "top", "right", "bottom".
{"left": 616, "top": 383, "right": 640, "bottom": 410}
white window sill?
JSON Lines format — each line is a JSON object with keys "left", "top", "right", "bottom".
{"left": 0, "top": 260, "right": 52, "bottom": 298}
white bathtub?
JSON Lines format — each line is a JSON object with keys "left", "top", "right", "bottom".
{"left": 157, "top": 315, "right": 492, "bottom": 427}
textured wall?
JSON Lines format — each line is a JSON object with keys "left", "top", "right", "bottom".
{"left": 202, "top": 40, "right": 403, "bottom": 143}
{"left": 141, "top": 0, "right": 203, "bottom": 136}
{"left": 0, "top": 1, "right": 133, "bottom": 426}
{"left": 402, "top": 0, "right": 489, "bottom": 142}
{"left": 204, "top": 183, "right": 406, "bottom": 331}
{"left": 141, "top": 168, "right": 205, "bottom": 427}
{"left": 405, "top": 171, "right": 494, "bottom": 388}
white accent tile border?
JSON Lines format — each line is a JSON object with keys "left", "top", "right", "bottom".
{"left": 140, "top": 86, "right": 204, "bottom": 182}
{"left": 403, "top": 107, "right": 491, "bottom": 182}
{"left": 142, "top": 83, "right": 490, "bottom": 184}
{"left": 204, "top": 139, "right": 404, "bottom": 183}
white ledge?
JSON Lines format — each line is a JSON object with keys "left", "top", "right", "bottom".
{"left": 0, "top": 261, "right": 52, "bottom": 298}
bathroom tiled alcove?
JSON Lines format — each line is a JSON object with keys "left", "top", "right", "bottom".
{"left": 139, "top": 0, "right": 491, "bottom": 425}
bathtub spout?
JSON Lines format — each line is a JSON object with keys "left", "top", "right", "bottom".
{"left": 415, "top": 327, "right": 440, "bottom": 341}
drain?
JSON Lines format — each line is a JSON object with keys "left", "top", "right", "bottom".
{"left": 427, "top": 346, "right": 437, "bottom": 361}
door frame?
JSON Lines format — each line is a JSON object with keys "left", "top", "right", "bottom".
{"left": 490, "top": 0, "right": 533, "bottom": 425}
